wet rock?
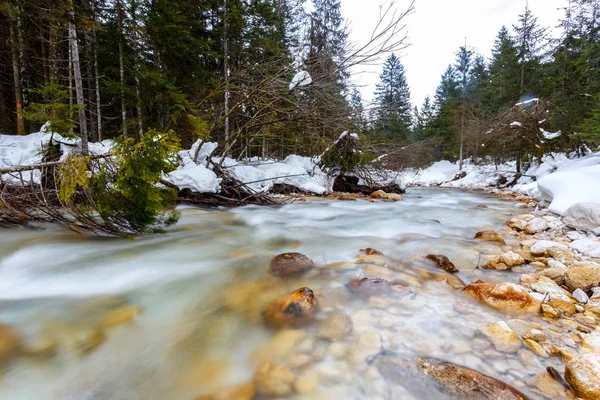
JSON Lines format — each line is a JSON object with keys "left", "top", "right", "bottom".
{"left": 548, "top": 247, "right": 576, "bottom": 265}
{"left": 565, "top": 354, "right": 600, "bottom": 400}
{"left": 506, "top": 319, "right": 542, "bottom": 337}
{"left": 0, "top": 324, "right": 21, "bottom": 360}
{"left": 425, "top": 254, "right": 458, "bottom": 273}
{"left": 370, "top": 190, "right": 387, "bottom": 199}
{"left": 507, "top": 214, "right": 535, "bottom": 231}
{"left": 386, "top": 193, "right": 404, "bottom": 201}
{"left": 477, "top": 321, "right": 522, "bottom": 353}
{"left": 294, "top": 370, "right": 319, "bottom": 394}
{"left": 349, "top": 330, "right": 381, "bottom": 365}
{"left": 373, "top": 354, "right": 529, "bottom": 399}
{"left": 316, "top": 312, "right": 352, "bottom": 341}
{"left": 574, "top": 288, "right": 589, "bottom": 304}
{"left": 360, "top": 248, "right": 383, "bottom": 256}
{"left": 481, "top": 256, "right": 510, "bottom": 271}
{"left": 348, "top": 277, "right": 391, "bottom": 297}
{"left": 269, "top": 253, "right": 314, "bottom": 278}
{"left": 523, "top": 329, "right": 547, "bottom": 342}
{"left": 252, "top": 329, "right": 306, "bottom": 363}
{"left": 264, "top": 287, "right": 318, "bottom": 328}
{"left": 562, "top": 203, "right": 600, "bottom": 233}
{"left": 523, "top": 339, "right": 549, "bottom": 358}
{"left": 222, "top": 278, "right": 289, "bottom": 323}
{"left": 100, "top": 305, "right": 143, "bottom": 330}
{"left": 530, "top": 240, "right": 568, "bottom": 257}
{"left": 541, "top": 304, "right": 560, "bottom": 319}
{"left": 547, "top": 259, "right": 568, "bottom": 269}
{"left": 474, "top": 230, "right": 506, "bottom": 244}
{"left": 565, "top": 262, "right": 600, "bottom": 291}
{"left": 501, "top": 251, "right": 526, "bottom": 267}
{"left": 524, "top": 218, "right": 549, "bottom": 234}
{"left": 530, "top": 372, "right": 567, "bottom": 399}
{"left": 462, "top": 281, "right": 541, "bottom": 314}
{"left": 254, "top": 360, "right": 295, "bottom": 397}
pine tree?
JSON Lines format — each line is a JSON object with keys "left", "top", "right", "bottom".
{"left": 513, "top": 2, "right": 548, "bottom": 92}
{"left": 372, "top": 53, "right": 412, "bottom": 141}
{"left": 488, "top": 26, "right": 521, "bottom": 111}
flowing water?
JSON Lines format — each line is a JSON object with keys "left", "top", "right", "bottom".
{"left": 0, "top": 189, "right": 565, "bottom": 399}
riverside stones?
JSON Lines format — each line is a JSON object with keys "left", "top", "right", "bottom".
{"left": 565, "top": 354, "right": 600, "bottom": 400}
{"left": 474, "top": 230, "right": 506, "bottom": 244}
{"left": 425, "top": 254, "right": 458, "bottom": 273}
{"left": 565, "top": 262, "right": 600, "bottom": 291}
{"left": 562, "top": 203, "right": 600, "bottom": 233}
{"left": 477, "top": 321, "right": 522, "bottom": 353}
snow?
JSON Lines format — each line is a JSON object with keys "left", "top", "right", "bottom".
{"left": 166, "top": 163, "right": 221, "bottom": 193}
{"left": 541, "top": 128, "right": 561, "bottom": 140}
{"left": 289, "top": 71, "right": 312, "bottom": 91}
{"left": 537, "top": 164, "right": 600, "bottom": 214}
{"left": 515, "top": 98, "right": 539, "bottom": 107}
{"left": 510, "top": 121, "right": 523, "bottom": 128}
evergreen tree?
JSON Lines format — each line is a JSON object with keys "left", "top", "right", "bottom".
{"left": 372, "top": 53, "right": 412, "bottom": 141}
{"left": 487, "top": 26, "right": 521, "bottom": 112}
{"left": 513, "top": 2, "right": 548, "bottom": 92}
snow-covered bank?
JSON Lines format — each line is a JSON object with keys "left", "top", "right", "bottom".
{"left": 401, "top": 151, "right": 600, "bottom": 215}
{"left": 1, "top": 130, "right": 405, "bottom": 197}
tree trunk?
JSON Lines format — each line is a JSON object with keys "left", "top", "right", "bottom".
{"left": 85, "top": 30, "right": 98, "bottom": 142}
{"left": 131, "top": 0, "right": 143, "bottom": 140}
{"left": 223, "top": 0, "right": 230, "bottom": 144}
{"left": 68, "top": 42, "right": 74, "bottom": 137}
{"left": 69, "top": 3, "right": 89, "bottom": 155}
{"left": 117, "top": 0, "right": 128, "bottom": 139}
{"left": 93, "top": 30, "right": 103, "bottom": 141}
{"left": 9, "top": 18, "right": 25, "bottom": 136}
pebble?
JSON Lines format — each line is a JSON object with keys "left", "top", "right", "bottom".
{"left": 573, "top": 288, "right": 589, "bottom": 304}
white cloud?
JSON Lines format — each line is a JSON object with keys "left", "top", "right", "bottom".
{"left": 341, "top": 0, "right": 564, "bottom": 108}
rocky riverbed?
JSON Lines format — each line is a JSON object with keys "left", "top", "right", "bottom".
{"left": 0, "top": 188, "right": 599, "bottom": 399}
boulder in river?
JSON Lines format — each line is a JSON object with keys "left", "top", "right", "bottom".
{"left": 461, "top": 280, "right": 541, "bottom": 314}
{"left": 348, "top": 277, "right": 392, "bottom": 297}
{"left": 565, "top": 354, "right": 600, "bottom": 400}
{"left": 269, "top": 253, "right": 314, "bottom": 278}
{"left": 477, "top": 321, "right": 522, "bottom": 353}
{"left": 474, "top": 230, "right": 506, "bottom": 244}
{"left": 263, "top": 287, "right": 318, "bottom": 328}
{"left": 254, "top": 360, "right": 295, "bottom": 397}
{"left": 425, "top": 254, "right": 458, "bottom": 273}
{"left": 562, "top": 203, "right": 600, "bottom": 233}
{"left": 373, "top": 353, "right": 529, "bottom": 399}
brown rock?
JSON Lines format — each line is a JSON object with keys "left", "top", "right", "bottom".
{"left": 523, "top": 339, "right": 549, "bottom": 358}
{"left": 370, "top": 190, "right": 387, "bottom": 199}
{"left": 507, "top": 214, "right": 535, "bottom": 231}
{"left": 565, "top": 263, "right": 600, "bottom": 291}
{"left": 374, "top": 354, "right": 529, "bottom": 399}
{"left": 360, "top": 248, "right": 383, "bottom": 256}
{"left": 348, "top": 277, "right": 391, "bottom": 297}
{"left": 264, "top": 287, "right": 318, "bottom": 328}
{"left": 538, "top": 268, "right": 566, "bottom": 286}
{"left": 477, "top": 321, "right": 522, "bottom": 353}
{"left": 565, "top": 354, "right": 600, "bottom": 400}
{"left": 254, "top": 360, "right": 295, "bottom": 397}
{"left": 474, "top": 230, "right": 506, "bottom": 244}
{"left": 425, "top": 254, "right": 458, "bottom": 273}
{"left": 0, "top": 324, "right": 21, "bottom": 360}
{"left": 386, "top": 193, "right": 404, "bottom": 201}
{"left": 462, "top": 281, "right": 541, "bottom": 314}
{"left": 316, "top": 312, "right": 352, "bottom": 341}
{"left": 269, "top": 253, "right": 314, "bottom": 278}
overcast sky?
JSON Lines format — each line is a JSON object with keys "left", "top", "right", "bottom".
{"left": 341, "top": 0, "right": 565, "bottom": 108}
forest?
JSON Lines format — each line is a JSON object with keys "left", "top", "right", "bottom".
{"left": 0, "top": 0, "right": 599, "bottom": 170}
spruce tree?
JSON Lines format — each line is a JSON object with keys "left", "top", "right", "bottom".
{"left": 513, "top": 2, "right": 548, "bottom": 92}
{"left": 488, "top": 26, "right": 521, "bottom": 111}
{"left": 372, "top": 53, "right": 412, "bottom": 141}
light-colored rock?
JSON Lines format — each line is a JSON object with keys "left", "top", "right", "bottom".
{"left": 565, "top": 354, "right": 600, "bottom": 400}
{"left": 501, "top": 251, "right": 525, "bottom": 267}
{"left": 316, "top": 313, "right": 352, "bottom": 341}
{"left": 524, "top": 217, "right": 549, "bottom": 234}
{"left": 562, "top": 203, "right": 600, "bottom": 233}
{"left": 548, "top": 247, "right": 576, "bottom": 265}
{"left": 523, "top": 339, "right": 549, "bottom": 358}
{"left": 530, "top": 240, "right": 568, "bottom": 257}
{"left": 508, "top": 214, "right": 535, "bottom": 231}
{"left": 538, "top": 268, "right": 566, "bottom": 285}
{"left": 530, "top": 372, "right": 567, "bottom": 399}
{"left": 547, "top": 259, "right": 567, "bottom": 269}
{"left": 506, "top": 319, "right": 542, "bottom": 337}
{"left": 581, "top": 333, "right": 600, "bottom": 353}
{"left": 474, "top": 230, "right": 506, "bottom": 244}
{"left": 570, "top": 238, "right": 600, "bottom": 258}
{"left": 294, "top": 370, "right": 319, "bottom": 394}
{"left": 254, "top": 360, "right": 295, "bottom": 397}
{"left": 519, "top": 274, "right": 571, "bottom": 301}
{"left": 541, "top": 304, "right": 560, "bottom": 319}
{"left": 565, "top": 263, "right": 600, "bottom": 291}
{"left": 523, "top": 329, "right": 547, "bottom": 342}
{"left": 477, "top": 321, "right": 522, "bottom": 353}
{"left": 326, "top": 342, "right": 348, "bottom": 358}
{"left": 349, "top": 330, "right": 382, "bottom": 365}
{"left": 574, "top": 288, "right": 590, "bottom": 304}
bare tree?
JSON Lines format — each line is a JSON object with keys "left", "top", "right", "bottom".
{"left": 68, "top": 0, "right": 88, "bottom": 154}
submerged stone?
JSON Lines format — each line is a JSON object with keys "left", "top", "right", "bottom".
{"left": 425, "top": 254, "right": 458, "bottom": 273}
{"left": 347, "top": 277, "right": 392, "bottom": 297}
{"left": 269, "top": 252, "right": 314, "bottom": 278}
{"left": 474, "top": 230, "right": 506, "bottom": 244}
{"left": 263, "top": 287, "right": 318, "bottom": 328}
